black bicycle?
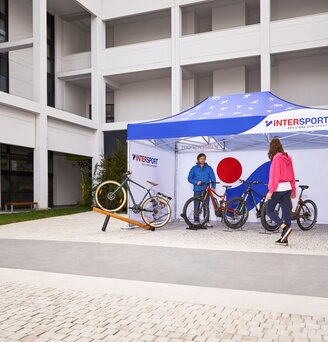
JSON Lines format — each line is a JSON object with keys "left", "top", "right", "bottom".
{"left": 223, "top": 179, "right": 275, "bottom": 230}
{"left": 261, "top": 184, "right": 318, "bottom": 231}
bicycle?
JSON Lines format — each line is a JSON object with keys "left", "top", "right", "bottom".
{"left": 94, "top": 171, "right": 172, "bottom": 228}
{"left": 261, "top": 184, "right": 318, "bottom": 231}
{"left": 181, "top": 182, "right": 235, "bottom": 229}
{"left": 223, "top": 179, "right": 272, "bottom": 230}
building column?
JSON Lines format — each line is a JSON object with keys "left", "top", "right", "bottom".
{"left": 54, "top": 14, "right": 64, "bottom": 111}
{"left": 33, "top": 0, "right": 48, "bottom": 209}
{"left": 91, "top": 16, "right": 106, "bottom": 173}
{"left": 171, "top": 5, "right": 182, "bottom": 115}
{"left": 260, "top": 0, "right": 271, "bottom": 91}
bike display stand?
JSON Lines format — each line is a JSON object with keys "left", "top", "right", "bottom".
{"left": 93, "top": 207, "right": 154, "bottom": 232}
{"left": 223, "top": 226, "right": 247, "bottom": 233}
{"left": 259, "top": 229, "right": 279, "bottom": 235}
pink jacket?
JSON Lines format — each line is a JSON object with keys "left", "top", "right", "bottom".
{"left": 268, "top": 152, "right": 296, "bottom": 196}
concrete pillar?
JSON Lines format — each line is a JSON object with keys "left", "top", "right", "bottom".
{"left": 33, "top": 0, "right": 48, "bottom": 209}
{"left": 260, "top": 0, "right": 271, "bottom": 91}
{"left": 54, "top": 15, "right": 64, "bottom": 110}
{"left": 171, "top": 6, "right": 182, "bottom": 115}
{"left": 213, "top": 66, "right": 246, "bottom": 96}
{"left": 91, "top": 16, "right": 106, "bottom": 171}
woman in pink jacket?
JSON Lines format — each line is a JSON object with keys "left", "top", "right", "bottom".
{"left": 266, "top": 138, "right": 296, "bottom": 246}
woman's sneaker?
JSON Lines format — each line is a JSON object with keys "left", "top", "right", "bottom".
{"left": 275, "top": 238, "right": 288, "bottom": 246}
{"left": 281, "top": 227, "right": 293, "bottom": 243}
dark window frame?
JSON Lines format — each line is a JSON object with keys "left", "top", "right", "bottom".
{"left": 47, "top": 13, "right": 55, "bottom": 107}
{"left": 0, "top": 0, "right": 9, "bottom": 93}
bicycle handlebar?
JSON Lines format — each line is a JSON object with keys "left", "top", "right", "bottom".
{"left": 239, "top": 179, "right": 262, "bottom": 185}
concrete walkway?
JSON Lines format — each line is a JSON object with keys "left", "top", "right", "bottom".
{"left": 1, "top": 239, "right": 328, "bottom": 298}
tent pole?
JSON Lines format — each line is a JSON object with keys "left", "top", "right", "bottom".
{"left": 174, "top": 143, "right": 178, "bottom": 221}
{"left": 127, "top": 140, "right": 131, "bottom": 222}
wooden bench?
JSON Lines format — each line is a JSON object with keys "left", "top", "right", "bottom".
{"left": 5, "top": 202, "right": 38, "bottom": 212}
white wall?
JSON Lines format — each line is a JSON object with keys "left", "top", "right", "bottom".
{"left": 246, "top": 68, "right": 261, "bottom": 93}
{"left": 213, "top": 66, "right": 246, "bottom": 96}
{"left": 53, "top": 154, "right": 82, "bottom": 206}
{"left": 8, "top": 0, "right": 33, "bottom": 100}
{"left": 47, "top": 118, "right": 95, "bottom": 157}
{"left": 182, "top": 11, "right": 197, "bottom": 36}
{"left": 8, "top": 0, "right": 33, "bottom": 40}
{"left": 271, "top": 0, "right": 328, "bottom": 21}
{"left": 0, "top": 105, "right": 35, "bottom": 148}
{"left": 197, "top": 76, "right": 213, "bottom": 102}
{"left": 182, "top": 78, "right": 196, "bottom": 111}
{"left": 64, "top": 82, "right": 89, "bottom": 117}
{"left": 62, "top": 21, "right": 91, "bottom": 56}
{"left": 114, "top": 77, "right": 171, "bottom": 121}
{"left": 106, "top": 15, "right": 171, "bottom": 47}
{"left": 212, "top": 2, "right": 246, "bottom": 31}
{"left": 271, "top": 53, "right": 328, "bottom": 107}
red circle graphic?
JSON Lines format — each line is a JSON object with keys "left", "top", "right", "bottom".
{"left": 217, "top": 157, "right": 242, "bottom": 184}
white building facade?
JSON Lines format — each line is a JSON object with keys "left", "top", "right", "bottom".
{"left": 0, "top": 0, "right": 328, "bottom": 209}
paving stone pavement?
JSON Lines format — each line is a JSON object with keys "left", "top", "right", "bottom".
{"left": 1, "top": 281, "right": 328, "bottom": 342}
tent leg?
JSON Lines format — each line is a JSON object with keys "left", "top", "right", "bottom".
{"left": 102, "top": 215, "right": 110, "bottom": 232}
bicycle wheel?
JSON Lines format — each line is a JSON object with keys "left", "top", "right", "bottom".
{"left": 95, "top": 180, "right": 126, "bottom": 212}
{"left": 297, "top": 199, "right": 318, "bottom": 230}
{"left": 223, "top": 197, "right": 248, "bottom": 229}
{"left": 141, "top": 196, "right": 172, "bottom": 228}
{"left": 260, "top": 202, "right": 281, "bottom": 232}
{"left": 181, "top": 196, "right": 209, "bottom": 228}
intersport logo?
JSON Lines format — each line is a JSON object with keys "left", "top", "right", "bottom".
{"left": 265, "top": 115, "right": 328, "bottom": 129}
{"left": 132, "top": 153, "right": 158, "bottom": 167}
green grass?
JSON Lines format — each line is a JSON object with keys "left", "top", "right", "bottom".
{"left": 0, "top": 206, "right": 91, "bottom": 226}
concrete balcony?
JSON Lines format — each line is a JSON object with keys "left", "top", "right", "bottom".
{"left": 270, "top": 13, "right": 328, "bottom": 53}
{"left": 102, "top": 39, "right": 172, "bottom": 76}
{"left": 180, "top": 24, "right": 261, "bottom": 66}
{"left": 61, "top": 51, "right": 91, "bottom": 73}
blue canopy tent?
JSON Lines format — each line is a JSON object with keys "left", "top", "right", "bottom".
{"left": 127, "top": 91, "right": 328, "bottom": 223}
{"left": 128, "top": 91, "right": 328, "bottom": 151}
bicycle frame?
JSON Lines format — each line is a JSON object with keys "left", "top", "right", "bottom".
{"left": 204, "top": 187, "right": 228, "bottom": 211}
{"left": 240, "top": 184, "right": 266, "bottom": 216}
{"left": 115, "top": 176, "right": 153, "bottom": 209}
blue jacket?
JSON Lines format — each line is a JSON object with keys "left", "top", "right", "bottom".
{"left": 188, "top": 162, "right": 216, "bottom": 192}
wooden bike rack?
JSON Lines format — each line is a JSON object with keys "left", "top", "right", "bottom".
{"left": 93, "top": 207, "right": 154, "bottom": 231}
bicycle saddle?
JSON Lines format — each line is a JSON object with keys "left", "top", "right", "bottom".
{"left": 147, "top": 180, "right": 158, "bottom": 187}
{"left": 222, "top": 185, "right": 232, "bottom": 189}
{"left": 299, "top": 185, "right": 309, "bottom": 190}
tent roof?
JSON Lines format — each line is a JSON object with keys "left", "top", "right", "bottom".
{"left": 127, "top": 91, "right": 328, "bottom": 151}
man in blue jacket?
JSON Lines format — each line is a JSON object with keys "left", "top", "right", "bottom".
{"left": 188, "top": 153, "right": 216, "bottom": 227}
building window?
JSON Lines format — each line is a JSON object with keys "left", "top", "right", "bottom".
{"left": 106, "top": 104, "right": 115, "bottom": 122}
{"left": 47, "top": 13, "right": 55, "bottom": 107}
{"left": 0, "top": 0, "right": 8, "bottom": 93}
{"left": 88, "top": 104, "right": 115, "bottom": 122}
{"left": 0, "top": 144, "right": 34, "bottom": 209}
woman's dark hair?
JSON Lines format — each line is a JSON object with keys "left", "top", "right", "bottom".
{"left": 197, "top": 153, "right": 206, "bottom": 160}
{"left": 268, "top": 137, "right": 286, "bottom": 161}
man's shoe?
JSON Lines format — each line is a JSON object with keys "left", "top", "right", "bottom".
{"left": 281, "top": 227, "right": 293, "bottom": 243}
{"left": 204, "top": 222, "right": 213, "bottom": 228}
{"left": 275, "top": 238, "right": 288, "bottom": 246}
